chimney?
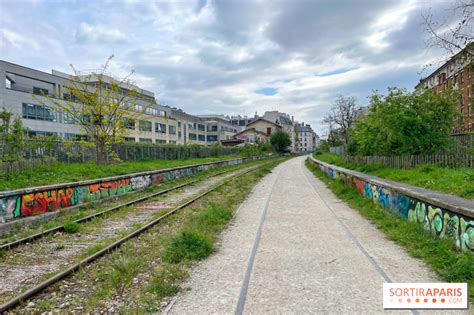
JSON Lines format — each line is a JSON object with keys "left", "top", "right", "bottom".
{"left": 291, "top": 115, "right": 294, "bottom": 122}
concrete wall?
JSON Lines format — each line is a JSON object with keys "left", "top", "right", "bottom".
{"left": 0, "top": 156, "right": 262, "bottom": 222}
{"left": 308, "top": 156, "right": 473, "bottom": 252}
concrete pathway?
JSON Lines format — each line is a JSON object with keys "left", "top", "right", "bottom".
{"left": 167, "top": 157, "right": 462, "bottom": 314}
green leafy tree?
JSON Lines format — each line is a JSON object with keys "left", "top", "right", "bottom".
{"left": 0, "top": 108, "right": 25, "bottom": 162}
{"left": 351, "top": 87, "right": 459, "bottom": 156}
{"left": 270, "top": 131, "right": 292, "bottom": 153}
{"left": 38, "top": 55, "right": 152, "bottom": 164}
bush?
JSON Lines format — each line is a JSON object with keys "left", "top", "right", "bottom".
{"left": 270, "top": 131, "right": 291, "bottom": 153}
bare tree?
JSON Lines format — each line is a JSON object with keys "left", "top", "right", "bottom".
{"left": 38, "top": 55, "right": 152, "bottom": 163}
{"left": 323, "top": 95, "right": 359, "bottom": 146}
{"left": 423, "top": 0, "right": 473, "bottom": 57}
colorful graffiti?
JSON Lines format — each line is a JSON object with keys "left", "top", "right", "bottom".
{"left": 0, "top": 157, "right": 258, "bottom": 221}
{"left": 310, "top": 158, "right": 473, "bottom": 251}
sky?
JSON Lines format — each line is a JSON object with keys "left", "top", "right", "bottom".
{"left": 0, "top": 0, "right": 462, "bottom": 136}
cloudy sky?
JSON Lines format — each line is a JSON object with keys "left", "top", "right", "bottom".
{"left": 0, "top": 0, "right": 461, "bottom": 135}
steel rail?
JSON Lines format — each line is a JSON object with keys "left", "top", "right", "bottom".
{"left": 0, "top": 165, "right": 259, "bottom": 312}
{"left": 0, "top": 166, "right": 238, "bottom": 251}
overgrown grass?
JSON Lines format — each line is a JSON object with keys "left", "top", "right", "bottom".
{"left": 0, "top": 155, "right": 251, "bottom": 190}
{"left": 63, "top": 221, "right": 81, "bottom": 234}
{"left": 313, "top": 152, "right": 474, "bottom": 199}
{"left": 306, "top": 160, "right": 474, "bottom": 298}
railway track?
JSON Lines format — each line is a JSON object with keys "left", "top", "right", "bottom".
{"left": 0, "top": 166, "right": 236, "bottom": 251}
{"left": 0, "top": 162, "right": 265, "bottom": 312}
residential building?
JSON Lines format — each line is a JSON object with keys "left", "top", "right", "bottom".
{"left": 0, "top": 60, "right": 179, "bottom": 144}
{"left": 261, "top": 110, "right": 296, "bottom": 150}
{"left": 415, "top": 43, "right": 474, "bottom": 133}
{"left": 294, "top": 122, "right": 319, "bottom": 152}
{"left": 233, "top": 118, "right": 282, "bottom": 144}
{"left": 170, "top": 108, "right": 207, "bottom": 145}
{"left": 197, "top": 114, "right": 242, "bottom": 144}
{"left": 230, "top": 114, "right": 256, "bottom": 127}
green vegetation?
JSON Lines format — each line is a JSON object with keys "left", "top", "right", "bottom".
{"left": 313, "top": 152, "right": 474, "bottom": 199}
{"left": 270, "top": 131, "right": 292, "bottom": 152}
{"left": 0, "top": 107, "right": 25, "bottom": 162}
{"left": 164, "top": 230, "right": 213, "bottom": 263}
{"left": 350, "top": 88, "right": 458, "bottom": 156}
{"left": 63, "top": 221, "right": 81, "bottom": 234}
{"left": 306, "top": 160, "right": 474, "bottom": 298}
{"left": 0, "top": 155, "right": 246, "bottom": 190}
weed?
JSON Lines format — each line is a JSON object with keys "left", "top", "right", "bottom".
{"left": 164, "top": 230, "right": 213, "bottom": 263}
{"left": 36, "top": 299, "right": 54, "bottom": 311}
{"left": 63, "top": 221, "right": 81, "bottom": 234}
{"left": 108, "top": 256, "right": 141, "bottom": 296}
{"left": 146, "top": 264, "right": 187, "bottom": 299}
{"left": 54, "top": 243, "right": 65, "bottom": 251}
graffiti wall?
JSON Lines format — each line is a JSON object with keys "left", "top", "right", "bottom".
{"left": 0, "top": 157, "right": 259, "bottom": 222}
{"left": 309, "top": 157, "right": 473, "bottom": 252}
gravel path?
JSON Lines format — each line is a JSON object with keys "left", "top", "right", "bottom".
{"left": 168, "top": 156, "right": 466, "bottom": 314}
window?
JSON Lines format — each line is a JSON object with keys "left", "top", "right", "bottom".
{"left": 124, "top": 118, "right": 136, "bottom": 130}
{"left": 139, "top": 138, "right": 152, "bottom": 143}
{"left": 198, "top": 134, "right": 205, "bottom": 141}
{"left": 155, "top": 123, "right": 167, "bottom": 133}
{"left": 169, "top": 125, "right": 176, "bottom": 134}
{"left": 156, "top": 139, "right": 166, "bottom": 144}
{"left": 124, "top": 137, "right": 136, "bottom": 142}
{"left": 33, "top": 87, "right": 49, "bottom": 96}
{"left": 178, "top": 121, "right": 181, "bottom": 127}
{"left": 188, "top": 122, "right": 194, "bottom": 130}
{"left": 210, "top": 125, "right": 218, "bottom": 131}
{"left": 178, "top": 131, "right": 182, "bottom": 138}
{"left": 198, "top": 124, "right": 205, "bottom": 131}
{"left": 22, "top": 103, "right": 57, "bottom": 122}
{"left": 5, "top": 78, "right": 12, "bottom": 89}
{"left": 169, "top": 140, "right": 176, "bottom": 144}
{"left": 267, "top": 127, "right": 272, "bottom": 135}
{"left": 189, "top": 133, "right": 197, "bottom": 140}
{"left": 207, "top": 135, "right": 218, "bottom": 142}
{"left": 63, "top": 112, "right": 75, "bottom": 124}
{"left": 139, "top": 120, "right": 152, "bottom": 132}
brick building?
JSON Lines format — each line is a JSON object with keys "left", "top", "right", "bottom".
{"left": 415, "top": 43, "right": 473, "bottom": 133}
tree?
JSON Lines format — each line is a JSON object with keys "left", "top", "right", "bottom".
{"left": 270, "top": 131, "right": 292, "bottom": 153}
{"left": 423, "top": 1, "right": 473, "bottom": 58}
{"left": 351, "top": 87, "right": 459, "bottom": 156}
{"left": 0, "top": 108, "right": 25, "bottom": 162}
{"left": 38, "top": 55, "right": 152, "bottom": 163}
{"left": 323, "top": 95, "right": 360, "bottom": 147}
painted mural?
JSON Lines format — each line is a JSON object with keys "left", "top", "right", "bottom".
{"left": 309, "top": 158, "right": 473, "bottom": 252}
{"left": 0, "top": 157, "right": 257, "bottom": 222}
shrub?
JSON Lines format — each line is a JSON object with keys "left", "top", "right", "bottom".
{"left": 63, "top": 220, "right": 81, "bottom": 234}
{"left": 164, "top": 230, "right": 213, "bottom": 263}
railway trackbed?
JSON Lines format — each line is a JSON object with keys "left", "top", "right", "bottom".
{"left": 0, "top": 162, "right": 264, "bottom": 312}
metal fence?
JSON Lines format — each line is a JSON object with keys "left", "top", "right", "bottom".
{"left": 344, "top": 153, "right": 474, "bottom": 169}
{"left": 0, "top": 140, "right": 242, "bottom": 176}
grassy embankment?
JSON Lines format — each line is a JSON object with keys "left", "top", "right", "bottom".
{"left": 306, "top": 160, "right": 474, "bottom": 299}
{"left": 33, "top": 157, "right": 287, "bottom": 312}
{"left": 0, "top": 155, "right": 253, "bottom": 191}
{"left": 313, "top": 152, "right": 474, "bottom": 199}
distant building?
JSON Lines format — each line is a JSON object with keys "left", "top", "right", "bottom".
{"left": 233, "top": 118, "right": 282, "bottom": 144}
{"left": 415, "top": 43, "right": 474, "bottom": 133}
{"left": 294, "top": 122, "right": 319, "bottom": 152}
{"left": 261, "top": 110, "right": 296, "bottom": 150}
{"left": 230, "top": 114, "right": 256, "bottom": 127}
{"left": 197, "top": 114, "right": 242, "bottom": 144}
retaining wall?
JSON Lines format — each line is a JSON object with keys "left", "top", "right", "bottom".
{"left": 0, "top": 156, "right": 263, "bottom": 222}
{"left": 308, "top": 155, "right": 473, "bottom": 252}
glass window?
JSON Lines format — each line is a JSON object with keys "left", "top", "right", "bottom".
{"left": 156, "top": 139, "right": 166, "bottom": 144}
{"left": 189, "top": 133, "right": 197, "bottom": 140}
{"left": 139, "top": 120, "right": 152, "bottom": 131}
{"left": 22, "top": 103, "right": 57, "bottom": 122}
{"left": 207, "top": 135, "right": 218, "bottom": 141}
{"left": 169, "top": 125, "right": 176, "bottom": 134}
{"left": 33, "top": 87, "right": 49, "bottom": 96}
{"left": 124, "top": 118, "right": 136, "bottom": 130}
{"left": 139, "top": 138, "right": 152, "bottom": 142}
{"left": 155, "top": 123, "right": 167, "bottom": 133}
{"left": 198, "top": 134, "right": 205, "bottom": 141}
{"left": 198, "top": 124, "right": 205, "bottom": 131}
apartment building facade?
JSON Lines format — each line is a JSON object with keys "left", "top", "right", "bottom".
{"left": 415, "top": 43, "right": 473, "bottom": 133}
{"left": 197, "top": 115, "right": 242, "bottom": 143}
{"left": 295, "top": 122, "right": 319, "bottom": 152}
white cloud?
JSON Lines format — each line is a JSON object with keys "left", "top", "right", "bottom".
{"left": 76, "top": 22, "right": 128, "bottom": 43}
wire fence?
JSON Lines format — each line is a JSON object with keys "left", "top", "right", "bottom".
{"left": 0, "top": 139, "right": 242, "bottom": 176}
{"left": 344, "top": 153, "right": 474, "bottom": 169}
